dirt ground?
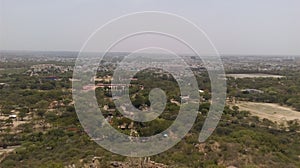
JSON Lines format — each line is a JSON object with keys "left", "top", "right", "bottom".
{"left": 233, "top": 101, "right": 300, "bottom": 123}
{"left": 0, "top": 145, "right": 20, "bottom": 163}
{"left": 226, "top": 74, "right": 284, "bottom": 79}
{"left": 0, "top": 146, "right": 20, "bottom": 156}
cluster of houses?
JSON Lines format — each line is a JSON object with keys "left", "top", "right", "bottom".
{"left": 223, "top": 56, "right": 299, "bottom": 72}
{"left": 26, "top": 64, "right": 72, "bottom": 76}
{"left": 82, "top": 75, "right": 138, "bottom": 92}
{"left": 0, "top": 110, "right": 21, "bottom": 133}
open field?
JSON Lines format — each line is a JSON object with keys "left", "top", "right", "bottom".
{"left": 0, "top": 68, "right": 26, "bottom": 75}
{"left": 226, "top": 73, "right": 285, "bottom": 79}
{"left": 234, "top": 101, "right": 300, "bottom": 123}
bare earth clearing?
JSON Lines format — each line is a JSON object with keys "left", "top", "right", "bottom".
{"left": 234, "top": 101, "right": 300, "bottom": 123}
{"left": 226, "top": 73, "right": 285, "bottom": 79}
{"left": 0, "top": 145, "right": 21, "bottom": 163}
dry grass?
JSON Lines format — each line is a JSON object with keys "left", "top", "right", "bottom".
{"left": 0, "top": 145, "right": 20, "bottom": 156}
{"left": 234, "top": 101, "right": 300, "bottom": 123}
{"left": 226, "top": 74, "right": 284, "bottom": 79}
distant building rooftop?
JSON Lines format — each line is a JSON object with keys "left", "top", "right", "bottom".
{"left": 241, "top": 89, "right": 264, "bottom": 94}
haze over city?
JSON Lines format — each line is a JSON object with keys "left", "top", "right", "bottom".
{"left": 1, "top": 0, "right": 300, "bottom": 55}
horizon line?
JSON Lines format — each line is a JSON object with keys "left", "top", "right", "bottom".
{"left": 1, "top": 49, "right": 300, "bottom": 57}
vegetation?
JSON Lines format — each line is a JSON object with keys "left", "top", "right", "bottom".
{"left": 0, "top": 60, "right": 300, "bottom": 167}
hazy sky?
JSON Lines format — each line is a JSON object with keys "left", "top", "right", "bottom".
{"left": 1, "top": 0, "right": 299, "bottom": 55}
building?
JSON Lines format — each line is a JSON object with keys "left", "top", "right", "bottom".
{"left": 241, "top": 89, "right": 264, "bottom": 94}
{"left": 8, "top": 114, "right": 17, "bottom": 119}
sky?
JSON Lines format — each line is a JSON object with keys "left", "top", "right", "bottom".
{"left": 0, "top": 0, "right": 300, "bottom": 55}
